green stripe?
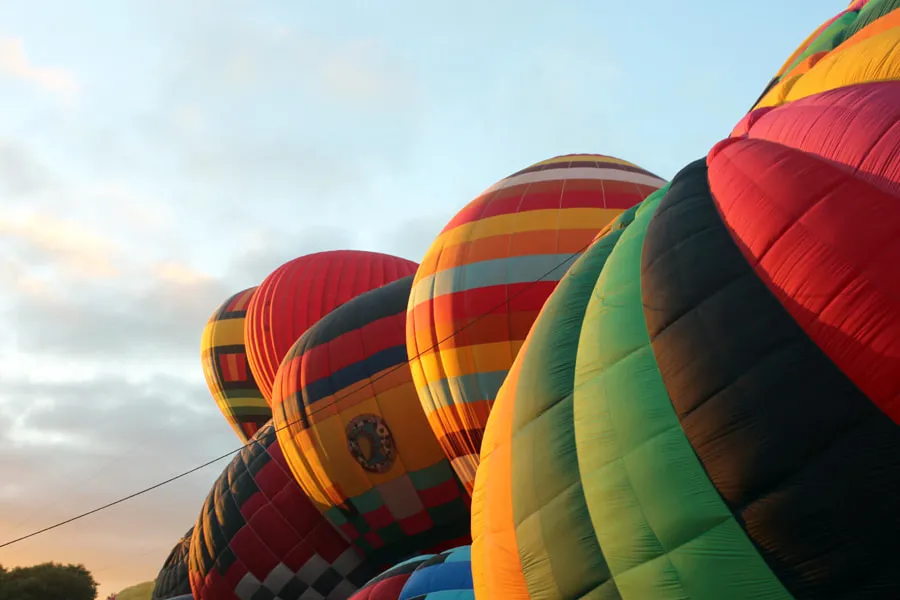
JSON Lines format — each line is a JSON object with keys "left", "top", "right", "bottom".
{"left": 781, "top": 11, "right": 859, "bottom": 78}
{"left": 573, "top": 187, "right": 792, "bottom": 599}
{"left": 511, "top": 225, "right": 632, "bottom": 599}
{"left": 841, "top": 0, "right": 900, "bottom": 41}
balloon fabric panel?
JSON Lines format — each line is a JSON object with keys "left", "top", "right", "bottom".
{"left": 712, "top": 83, "right": 900, "bottom": 423}
{"left": 572, "top": 163, "right": 792, "bottom": 599}
{"left": 407, "top": 154, "right": 666, "bottom": 493}
{"left": 151, "top": 527, "right": 193, "bottom": 600}
{"left": 272, "top": 276, "right": 471, "bottom": 568}
{"left": 643, "top": 161, "right": 900, "bottom": 598}
{"left": 189, "top": 423, "right": 376, "bottom": 600}
{"left": 349, "top": 555, "right": 435, "bottom": 600}
{"left": 471, "top": 207, "right": 640, "bottom": 599}
{"left": 398, "top": 545, "right": 474, "bottom": 600}
{"left": 200, "top": 288, "right": 270, "bottom": 443}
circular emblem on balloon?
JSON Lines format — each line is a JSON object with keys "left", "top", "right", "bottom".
{"left": 346, "top": 414, "right": 396, "bottom": 473}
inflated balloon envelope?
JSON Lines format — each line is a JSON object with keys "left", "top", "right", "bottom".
{"left": 151, "top": 526, "right": 193, "bottom": 600}
{"left": 244, "top": 250, "right": 418, "bottom": 403}
{"left": 188, "top": 422, "right": 378, "bottom": 600}
{"left": 406, "top": 153, "right": 667, "bottom": 494}
{"left": 200, "top": 287, "right": 271, "bottom": 444}
{"left": 271, "top": 275, "right": 472, "bottom": 569}
{"left": 472, "top": 48, "right": 900, "bottom": 597}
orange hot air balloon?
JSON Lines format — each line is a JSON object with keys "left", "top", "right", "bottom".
{"left": 406, "top": 154, "right": 666, "bottom": 492}
{"left": 244, "top": 250, "right": 418, "bottom": 403}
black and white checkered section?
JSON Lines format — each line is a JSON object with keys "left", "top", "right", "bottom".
{"left": 233, "top": 548, "right": 365, "bottom": 600}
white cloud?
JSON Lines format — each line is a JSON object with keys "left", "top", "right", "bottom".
{"left": 0, "top": 212, "right": 121, "bottom": 281}
{"left": 0, "top": 36, "right": 79, "bottom": 101}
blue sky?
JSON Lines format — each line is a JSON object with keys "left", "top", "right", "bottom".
{"left": 0, "top": 0, "right": 844, "bottom": 596}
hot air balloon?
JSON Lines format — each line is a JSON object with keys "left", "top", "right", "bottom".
{"left": 188, "top": 422, "right": 377, "bottom": 600}
{"left": 397, "top": 545, "right": 474, "bottom": 600}
{"left": 406, "top": 153, "right": 666, "bottom": 492}
{"left": 473, "top": 139, "right": 900, "bottom": 597}
{"left": 201, "top": 288, "right": 270, "bottom": 443}
{"left": 151, "top": 527, "right": 193, "bottom": 600}
{"left": 246, "top": 250, "right": 418, "bottom": 402}
{"left": 272, "top": 276, "right": 471, "bottom": 568}
{"left": 348, "top": 555, "right": 435, "bottom": 600}
{"left": 750, "top": 0, "right": 891, "bottom": 111}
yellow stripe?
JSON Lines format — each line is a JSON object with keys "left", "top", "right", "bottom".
{"left": 418, "top": 208, "right": 621, "bottom": 275}
{"left": 411, "top": 340, "right": 526, "bottom": 382}
{"left": 759, "top": 25, "right": 900, "bottom": 109}
{"left": 203, "top": 317, "right": 246, "bottom": 348}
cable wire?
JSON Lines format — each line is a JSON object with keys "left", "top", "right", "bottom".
{"left": 0, "top": 240, "right": 592, "bottom": 550}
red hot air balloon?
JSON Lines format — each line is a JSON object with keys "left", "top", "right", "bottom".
{"left": 244, "top": 250, "right": 418, "bottom": 402}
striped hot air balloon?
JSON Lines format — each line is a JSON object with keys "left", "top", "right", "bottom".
{"left": 200, "top": 288, "right": 271, "bottom": 443}
{"left": 406, "top": 153, "right": 666, "bottom": 492}
{"left": 271, "top": 276, "right": 471, "bottom": 568}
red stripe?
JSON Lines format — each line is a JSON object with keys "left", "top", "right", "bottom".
{"left": 278, "top": 312, "right": 406, "bottom": 389}
{"left": 442, "top": 177, "right": 658, "bottom": 232}
{"left": 412, "top": 281, "right": 558, "bottom": 321}
{"left": 709, "top": 132, "right": 900, "bottom": 423}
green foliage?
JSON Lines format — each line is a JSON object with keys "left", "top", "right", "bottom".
{"left": 0, "top": 561, "right": 98, "bottom": 600}
{"left": 112, "top": 580, "right": 154, "bottom": 600}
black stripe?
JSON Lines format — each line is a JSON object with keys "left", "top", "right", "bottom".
{"left": 640, "top": 159, "right": 900, "bottom": 598}
{"left": 300, "top": 345, "right": 408, "bottom": 405}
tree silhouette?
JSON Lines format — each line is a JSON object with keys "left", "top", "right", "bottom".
{"left": 0, "top": 561, "right": 98, "bottom": 600}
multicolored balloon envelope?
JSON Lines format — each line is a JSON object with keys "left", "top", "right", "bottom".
{"left": 348, "top": 554, "right": 435, "bottom": 600}
{"left": 201, "top": 287, "right": 271, "bottom": 443}
{"left": 407, "top": 153, "right": 666, "bottom": 492}
{"left": 188, "top": 422, "right": 377, "bottom": 600}
{"left": 151, "top": 527, "right": 193, "bottom": 600}
{"left": 473, "top": 146, "right": 900, "bottom": 597}
{"left": 749, "top": 0, "right": 878, "bottom": 111}
{"left": 348, "top": 546, "right": 473, "bottom": 600}
{"left": 245, "top": 250, "right": 418, "bottom": 402}
{"left": 272, "top": 276, "right": 471, "bottom": 568}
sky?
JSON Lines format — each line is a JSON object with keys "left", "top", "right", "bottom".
{"left": 0, "top": 0, "right": 846, "bottom": 596}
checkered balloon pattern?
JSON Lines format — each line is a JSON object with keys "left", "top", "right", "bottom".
{"left": 188, "top": 422, "right": 378, "bottom": 600}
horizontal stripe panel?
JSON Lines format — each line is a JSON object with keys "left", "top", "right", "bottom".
{"left": 298, "top": 344, "right": 409, "bottom": 404}
{"left": 292, "top": 312, "right": 406, "bottom": 382}
{"left": 417, "top": 370, "right": 509, "bottom": 411}
{"left": 485, "top": 167, "right": 667, "bottom": 194}
{"left": 426, "top": 208, "right": 624, "bottom": 256}
{"left": 443, "top": 180, "right": 655, "bottom": 231}
{"left": 511, "top": 156, "right": 655, "bottom": 177}
{"left": 410, "top": 280, "right": 557, "bottom": 324}
{"left": 411, "top": 254, "right": 578, "bottom": 304}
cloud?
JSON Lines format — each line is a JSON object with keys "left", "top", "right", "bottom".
{"left": 0, "top": 140, "right": 53, "bottom": 195}
{"left": 0, "top": 212, "right": 121, "bottom": 281}
{"left": 0, "top": 373, "right": 239, "bottom": 594}
{"left": 0, "top": 37, "right": 79, "bottom": 101}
